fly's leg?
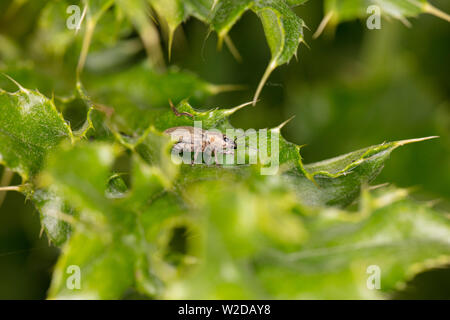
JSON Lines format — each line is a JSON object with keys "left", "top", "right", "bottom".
{"left": 214, "top": 151, "right": 220, "bottom": 165}
{"left": 193, "top": 146, "right": 203, "bottom": 165}
{"left": 172, "top": 142, "right": 193, "bottom": 164}
{"left": 172, "top": 142, "right": 184, "bottom": 154}
{"left": 219, "top": 149, "right": 234, "bottom": 166}
{"left": 213, "top": 147, "right": 226, "bottom": 166}
{"left": 199, "top": 147, "right": 213, "bottom": 165}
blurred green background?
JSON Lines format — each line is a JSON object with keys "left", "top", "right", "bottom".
{"left": 0, "top": 0, "right": 449, "bottom": 299}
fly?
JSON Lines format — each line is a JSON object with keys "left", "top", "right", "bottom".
{"left": 164, "top": 100, "right": 240, "bottom": 164}
{"left": 164, "top": 126, "right": 237, "bottom": 164}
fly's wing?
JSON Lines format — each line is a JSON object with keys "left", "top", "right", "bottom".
{"left": 164, "top": 126, "right": 203, "bottom": 145}
{"left": 163, "top": 126, "right": 192, "bottom": 135}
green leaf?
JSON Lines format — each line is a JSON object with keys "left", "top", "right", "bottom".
{"left": 109, "top": 98, "right": 434, "bottom": 209}
{"left": 148, "top": 0, "right": 185, "bottom": 58}
{"left": 48, "top": 230, "right": 136, "bottom": 299}
{"left": 149, "top": 0, "right": 185, "bottom": 28}
{"left": 34, "top": 0, "right": 119, "bottom": 63}
{"left": 106, "top": 173, "right": 129, "bottom": 199}
{"left": 149, "top": 0, "right": 216, "bottom": 30}
{"left": 284, "top": 137, "right": 439, "bottom": 207}
{"left": 76, "top": 0, "right": 116, "bottom": 75}
{"left": 133, "top": 127, "right": 179, "bottom": 184}
{"left": 0, "top": 63, "right": 54, "bottom": 97}
{"left": 35, "top": 95, "right": 445, "bottom": 299}
{"left": 148, "top": 0, "right": 305, "bottom": 103}
{"left": 32, "top": 188, "right": 75, "bottom": 246}
{"left": 1, "top": 0, "right": 448, "bottom": 301}
{"left": 115, "top": 0, "right": 164, "bottom": 67}
{"left": 184, "top": 0, "right": 215, "bottom": 21}
{"left": 42, "top": 138, "right": 183, "bottom": 298}
{"left": 79, "top": 107, "right": 114, "bottom": 141}
{"left": 33, "top": 0, "right": 81, "bottom": 58}
{"left": 316, "top": 0, "right": 450, "bottom": 37}
{"left": 41, "top": 142, "right": 121, "bottom": 226}
{"left": 286, "top": 0, "right": 309, "bottom": 6}
{"left": 209, "top": 0, "right": 305, "bottom": 104}
{"left": 166, "top": 185, "right": 450, "bottom": 299}
{"left": 256, "top": 188, "right": 450, "bottom": 299}
{"left": 210, "top": 0, "right": 254, "bottom": 40}
{"left": 163, "top": 172, "right": 307, "bottom": 299}
{"left": 0, "top": 82, "right": 73, "bottom": 180}
{"left": 83, "top": 63, "right": 237, "bottom": 133}
{"left": 148, "top": 101, "right": 437, "bottom": 209}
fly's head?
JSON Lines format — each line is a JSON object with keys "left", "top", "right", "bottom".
{"left": 205, "top": 131, "right": 236, "bottom": 154}
{"left": 222, "top": 134, "right": 237, "bottom": 153}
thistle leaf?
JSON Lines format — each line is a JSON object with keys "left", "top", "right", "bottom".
{"left": 0, "top": 83, "right": 72, "bottom": 180}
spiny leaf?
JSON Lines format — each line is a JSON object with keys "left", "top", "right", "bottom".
{"left": 1, "top": 0, "right": 448, "bottom": 301}
{"left": 32, "top": 188, "right": 76, "bottom": 246}
{"left": 42, "top": 138, "right": 182, "bottom": 299}
{"left": 148, "top": 0, "right": 305, "bottom": 104}
{"left": 284, "top": 137, "right": 438, "bottom": 207}
{"left": 184, "top": 0, "right": 216, "bottom": 21}
{"left": 115, "top": 0, "right": 164, "bottom": 67}
{"left": 167, "top": 185, "right": 450, "bottom": 299}
{"left": 111, "top": 99, "right": 433, "bottom": 209}
{"left": 0, "top": 61, "right": 72, "bottom": 97}
{"left": 48, "top": 230, "right": 136, "bottom": 299}
{"left": 151, "top": 0, "right": 215, "bottom": 25}
{"left": 148, "top": 0, "right": 185, "bottom": 59}
{"left": 133, "top": 127, "right": 179, "bottom": 184}
{"left": 0, "top": 82, "right": 72, "bottom": 180}
{"left": 315, "top": 0, "right": 450, "bottom": 37}
{"left": 77, "top": 107, "right": 114, "bottom": 141}
{"left": 29, "top": 0, "right": 136, "bottom": 83}
{"left": 151, "top": 101, "right": 434, "bottom": 208}
{"left": 40, "top": 142, "right": 120, "bottom": 226}
{"left": 83, "top": 63, "right": 239, "bottom": 133}
{"left": 257, "top": 189, "right": 450, "bottom": 299}
{"left": 210, "top": 0, "right": 254, "bottom": 42}
{"left": 164, "top": 173, "right": 308, "bottom": 299}
{"left": 209, "top": 0, "right": 305, "bottom": 104}
{"left": 37, "top": 95, "right": 444, "bottom": 299}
